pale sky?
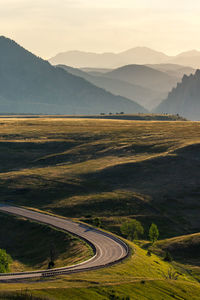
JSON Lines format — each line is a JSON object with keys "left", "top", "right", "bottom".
{"left": 1, "top": 0, "right": 200, "bottom": 59}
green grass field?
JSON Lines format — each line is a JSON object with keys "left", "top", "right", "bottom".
{"left": 0, "top": 241, "right": 199, "bottom": 299}
{"left": 0, "top": 117, "right": 199, "bottom": 299}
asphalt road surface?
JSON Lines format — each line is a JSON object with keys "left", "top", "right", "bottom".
{"left": 0, "top": 204, "right": 129, "bottom": 281}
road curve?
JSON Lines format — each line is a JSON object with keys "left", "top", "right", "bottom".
{"left": 0, "top": 204, "right": 129, "bottom": 281}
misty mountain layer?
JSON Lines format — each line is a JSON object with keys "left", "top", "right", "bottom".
{"left": 58, "top": 64, "right": 167, "bottom": 109}
{"left": 0, "top": 36, "right": 147, "bottom": 114}
{"left": 49, "top": 47, "right": 200, "bottom": 69}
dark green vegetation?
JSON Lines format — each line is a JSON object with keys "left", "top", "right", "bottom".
{"left": 0, "top": 213, "right": 91, "bottom": 272}
{"left": 120, "top": 219, "right": 144, "bottom": 240}
{"left": 0, "top": 118, "right": 199, "bottom": 298}
{"left": 156, "top": 70, "right": 200, "bottom": 120}
{"left": 0, "top": 249, "right": 12, "bottom": 273}
{"left": 149, "top": 223, "right": 159, "bottom": 243}
{"left": 0, "top": 291, "right": 47, "bottom": 300}
{"left": 0, "top": 36, "right": 145, "bottom": 115}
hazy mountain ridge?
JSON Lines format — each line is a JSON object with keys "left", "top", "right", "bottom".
{"left": 104, "top": 64, "right": 177, "bottom": 93}
{"left": 49, "top": 47, "right": 200, "bottom": 69}
{"left": 146, "top": 64, "right": 195, "bottom": 80}
{"left": 155, "top": 70, "right": 200, "bottom": 120}
{"left": 0, "top": 36, "right": 147, "bottom": 114}
{"left": 58, "top": 64, "right": 167, "bottom": 109}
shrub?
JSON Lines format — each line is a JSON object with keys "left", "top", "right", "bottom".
{"left": 164, "top": 250, "right": 173, "bottom": 262}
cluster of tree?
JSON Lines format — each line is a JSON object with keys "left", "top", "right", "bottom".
{"left": 120, "top": 220, "right": 175, "bottom": 262}
{"left": 120, "top": 220, "right": 159, "bottom": 243}
{"left": 100, "top": 112, "right": 125, "bottom": 115}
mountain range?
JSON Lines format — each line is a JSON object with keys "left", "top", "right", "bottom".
{"left": 49, "top": 47, "right": 200, "bottom": 69}
{"left": 59, "top": 64, "right": 178, "bottom": 109}
{"left": 155, "top": 70, "right": 200, "bottom": 120}
{"left": 1, "top": 35, "right": 200, "bottom": 119}
{"left": 0, "top": 36, "right": 146, "bottom": 115}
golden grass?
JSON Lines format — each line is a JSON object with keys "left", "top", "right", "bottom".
{"left": 0, "top": 118, "right": 200, "bottom": 298}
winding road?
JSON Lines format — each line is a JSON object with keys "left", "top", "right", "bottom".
{"left": 0, "top": 205, "right": 129, "bottom": 281}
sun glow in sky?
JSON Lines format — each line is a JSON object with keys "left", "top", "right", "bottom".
{"left": 1, "top": 0, "right": 200, "bottom": 58}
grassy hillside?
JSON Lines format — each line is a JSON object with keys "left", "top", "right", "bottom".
{"left": 152, "top": 233, "right": 200, "bottom": 264}
{"left": 0, "top": 117, "right": 200, "bottom": 299}
{"left": 0, "top": 118, "right": 199, "bottom": 237}
{"left": 0, "top": 213, "right": 92, "bottom": 272}
{"left": 0, "top": 241, "right": 199, "bottom": 299}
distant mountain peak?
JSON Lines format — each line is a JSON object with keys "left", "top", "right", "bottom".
{"left": 176, "top": 50, "right": 200, "bottom": 57}
{"left": 155, "top": 68, "right": 200, "bottom": 120}
{"left": 119, "top": 46, "right": 169, "bottom": 56}
{"left": 0, "top": 36, "right": 146, "bottom": 115}
{"left": 49, "top": 46, "right": 200, "bottom": 69}
{"left": 49, "top": 46, "right": 170, "bottom": 68}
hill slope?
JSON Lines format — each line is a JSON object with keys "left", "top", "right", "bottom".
{"left": 154, "top": 232, "right": 200, "bottom": 265}
{"left": 58, "top": 65, "right": 165, "bottom": 109}
{"left": 0, "top": 36, "right": 146, "bottom": 114}
{"left": 155, "top": 70, "right": 200, "bottom": 120}
{"left": 146, "top": 63, "right": 195, "bottom": 80}
{"left": 104, "top": 65, "right": 178, "bottom": 93}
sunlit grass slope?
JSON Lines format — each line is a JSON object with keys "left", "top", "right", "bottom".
{"left": 0, "top": 118, "right": 200, "bottom": 237}
{"left": 0, "top": 117, "right": 200, "bottom": 299}
{"left": 0, "top": 242, "right": 199, "bottom": 299}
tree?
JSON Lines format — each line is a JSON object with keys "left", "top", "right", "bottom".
{"left": 120, "top": 219, "right": 144, "bottom": 240}
{"left": 48, "top": 242, "right": 56, "bottom": 269}
{"left": 93, "top": 217, "right": 101, "bottom": 228}
{"left": 0, "top": 249, "right": 12, "bottom": 273}
{"left": 164, "top": 250, "right": 173, "bottom": 262}
{"left": 149, "top": 223, "right": 159, "bottom": 243}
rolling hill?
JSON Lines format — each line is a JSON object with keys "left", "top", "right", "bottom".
{"left": 155, "top": 70, "right": 200, "bottom": 120}
{"left": 154, "top": 232, "right": 200, "bottom": 265}
{"left": 0, "top": 117, "right": 200, "bottom": 299}
{"left": 0, "top": 36, "right": 146, "bottom": 115}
